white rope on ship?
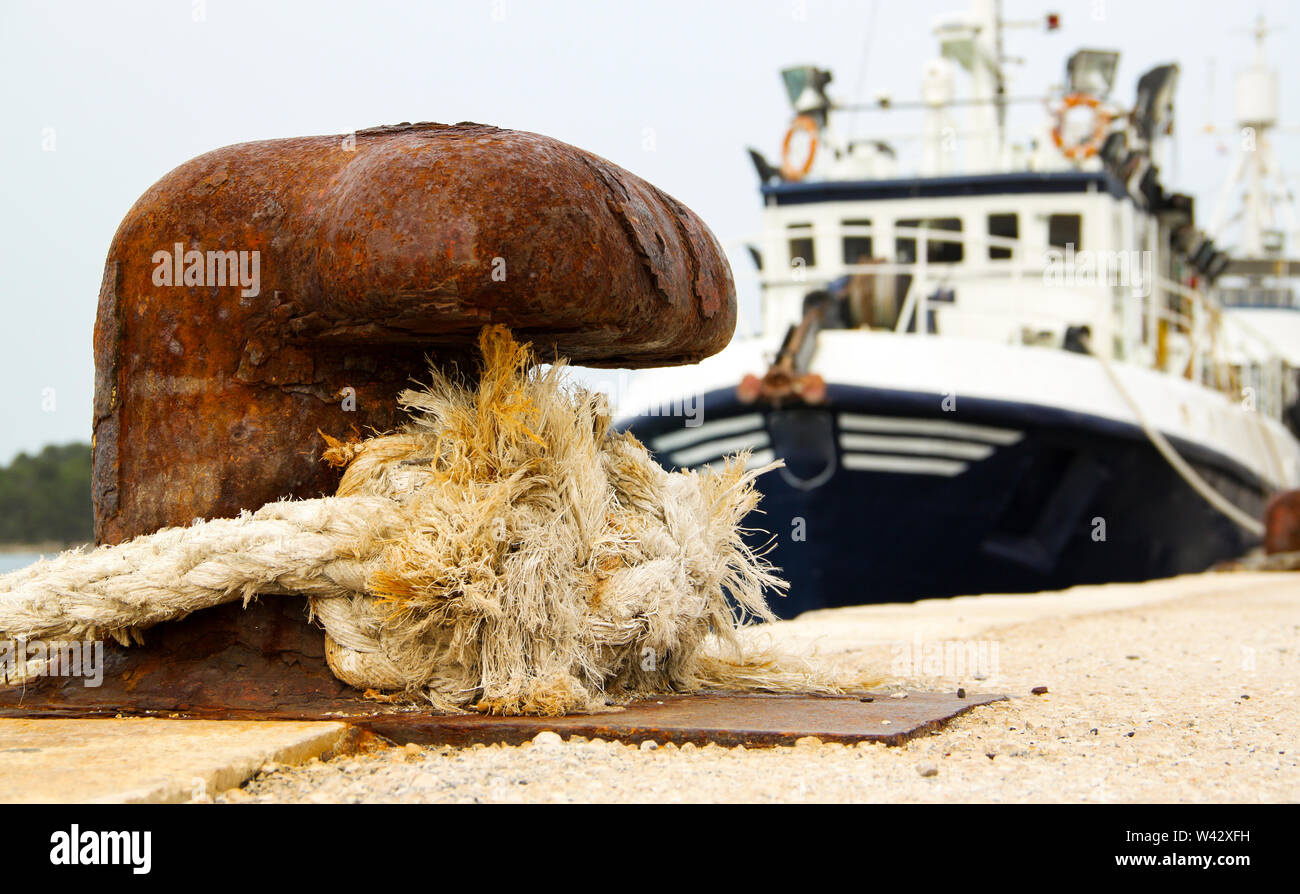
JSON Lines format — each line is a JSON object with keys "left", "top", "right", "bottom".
{"left": 0, "top": 327, "right": 867, "bottom": 714}
{"left": 1083, "top": 333, "right": 1267, "bottom": 538}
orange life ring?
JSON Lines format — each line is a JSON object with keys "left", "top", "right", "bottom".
{"left": 1052, "top": 93, "right": 1112, "bottom": 162}
{"left": 781, "top": 115, "right": 819, "bottom": 181}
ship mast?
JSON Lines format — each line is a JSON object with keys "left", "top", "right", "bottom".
{"left": 1208, "top": 14, "right": 1299, "bottom": 259}
{"left": 971, "top": 0, "right": 1006, "bottom": 168}
{"left": 931, "top": 0, "right": 1008, "bottom": 172}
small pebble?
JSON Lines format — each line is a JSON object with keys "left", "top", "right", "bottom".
{"left": 956, "top": 688, "right": 966, "bottom": 699}
{"left": 794, "top": 736, "right": 823, "bottom": 747}
{"left": 402, "top": 742, "right": 422, "bottom": 757}
{"left": 889, "top": 692, "right": 909, "bottom": 700}
{"left": 639, "top": 740, "right": 658, "bottom": 751}
{"left": 859, "top": 696, "right": 874, "bottom": 703}
{"left": 917, "top": 763, "right": 939, "bottom": 778}
{"left": 1031, "top": 686, "right": 1049, "bottom": 695}
{"left": 1126, "top": 655, "right": 1140, "bottom": 660}
{"left": 531, "top": 731, "right": 563, "bottom": 748}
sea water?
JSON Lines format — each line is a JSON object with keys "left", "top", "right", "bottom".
{"left": 0, "top": 553, "right": 42, "bottom": 574}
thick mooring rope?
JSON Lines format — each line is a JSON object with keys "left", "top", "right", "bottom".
{"left": 0, "top": 327, "right": 862, "bottom": 714}
{"left": 1082, "top": 334, "right": 1267, "bottom": 538}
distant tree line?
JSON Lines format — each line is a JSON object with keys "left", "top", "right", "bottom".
{"left": 0, "top": 443, "right": 93, "bottom": 545}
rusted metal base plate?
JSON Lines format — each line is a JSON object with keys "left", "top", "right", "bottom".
{"left": 0, "top": 599, "right": 1005, "bottom": 747}
{"left": 0, "top": 600, "right": 359, "bottom": 717}
{"left": 354, "top": 691, "right": 1006, "bottom": 748}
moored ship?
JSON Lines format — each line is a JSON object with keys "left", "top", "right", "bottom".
{"left": 618, "top": 1, "right": 1300, "bottom": 617}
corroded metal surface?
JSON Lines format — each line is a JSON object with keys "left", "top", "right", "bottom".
{"left": 0, "top": 601, "right": 355, "bottom": 715}
{"left": 0, "top": 602, "right": 1003, "bottom": 746}
{"left": 355, "top": 691, "right": 1007, "bottom": 748}
{"left": 1264, "top": 489, "right": 1300, "bottom": 554}
{"left": 737, "top": 301, "right": 828, "bottom": 406}
{"left": 93, "top": 122, "right": 736, "bottom": 544}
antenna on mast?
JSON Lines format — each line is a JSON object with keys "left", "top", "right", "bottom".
{"left": 930, "top": 0, "right": 1017, "bottom": 170}
{"left": 1208, "top": 13, "right": 1299, "bottom": 259}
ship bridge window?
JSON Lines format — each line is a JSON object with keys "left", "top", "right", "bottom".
{"left": 1048, "top": 214, "right": 1082, "bottom": 250}
{"left": 987, "top": 213, "right": 1018, "bottom": 260}
{"left": 896, "top": 217, "right": 963, "bottom": 264}
{"left": 842, "top": 219, "right": 873, "bottom": 265}
{"left": 788, "top": 223, "right": 815, "bottom": 269}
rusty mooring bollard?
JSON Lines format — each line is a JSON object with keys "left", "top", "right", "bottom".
{"left": 93, "top": 121, "right": 735, "bottom": 546}
{"left": 1263, "top": 489, "right": 1300, "bottom": 554}
{"left": 0, "top": 122, "right": 736, "bottom": 718}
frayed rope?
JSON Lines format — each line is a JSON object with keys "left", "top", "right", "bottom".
{"left": 0, "top": 326, "right": 873, "bottom": 714}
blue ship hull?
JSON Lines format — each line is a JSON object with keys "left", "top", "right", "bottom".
{"left": 622, "top": 384, "right": 1264, "bottom": 619}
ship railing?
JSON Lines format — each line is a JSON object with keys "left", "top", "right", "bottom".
{"left": 1152, "top": 275, "right": 1294, "bottom": 422}
{"left": 746, "top": 223, "right": 1296, "bottom": 422}
{"left": 1214, "top": 285, "right": 1299, "bottom": 309}
{"left": 759, "top": 222, "right": 1112, "bottom": 338}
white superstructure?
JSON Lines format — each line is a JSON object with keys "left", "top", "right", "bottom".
{"left": 725, "top": 1, "right": 1300, "bottom": 489}
{"left": 619, "top": 1, "right": 1300, "bottom": 613}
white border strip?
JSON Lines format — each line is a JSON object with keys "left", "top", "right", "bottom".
{"left": 673, "top": 432, "right": 772, "bottom": 467}
{"left": 839, "top": 413, "right": 1023, "bottom": 445}
{"left": 688, "top": 448, "right": 776, "bottom": 472}
{"left": 839, "top": 433, "right": 995, "bottom": 460}
{"left": 841, "top": 453, "right": 968, "bottom": 476}
{"left": 652, "top": 413, "right": 765, "bottom": 451}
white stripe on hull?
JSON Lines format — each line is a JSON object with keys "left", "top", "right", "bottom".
{"left": 841, "top": 453, "right": 968, "bottom": 476}
{"left": 653, "top": 411, "right": 1011, "bottom": 475}
{"left": 652, "top": 413, "right": 764, "bottom": 451}
{"left": 683, "top": 448, "right": 776, "bottom": 472}
{"left": 838, "top": 413, "right": 1023, "bottom": 445}
{"left": 838, "top": 432, "right": 995, "bottom": 460}
{"left": 671, "top": 431, "right": 772, "bottom": 467}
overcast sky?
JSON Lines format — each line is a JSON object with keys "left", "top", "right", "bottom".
{"left": 2, "top": 0, "right": 1295, "bottom": 464}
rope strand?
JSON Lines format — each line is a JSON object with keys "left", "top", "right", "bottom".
{"left": 0, "top": 327, "right": 872, "bottom": 714}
